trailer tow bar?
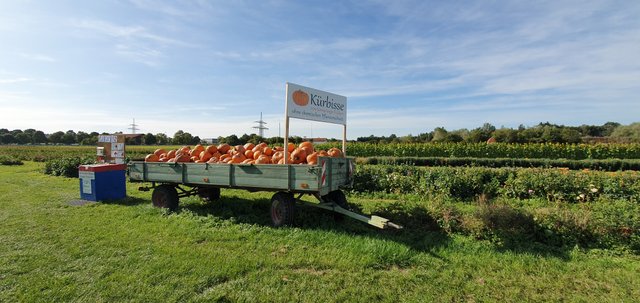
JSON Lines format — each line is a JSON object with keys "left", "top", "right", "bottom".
{"left": 306, "top": 193, "right": 403, "bottom": 230}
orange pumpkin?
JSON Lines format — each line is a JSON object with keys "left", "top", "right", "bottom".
{"left": 290, "top": 148, "right": 307, "bottom": 164}
{"left": 145, "top": 153, "right": 159, "bottom": 162}
{"left": 328, "top": 148, "right": 343, "bottom": 158}
{"left": 200, "top": 151, "right": 212, "bottom": 162}
{"left": 278, "top": 158, "right": 286, "bottom": 164}
{"left": 253, "top": 150, "right": 263, "bottom": 160}
{"left": 217, "top": 143, "right": 231, "bottom": 154}
{"left": 244, "top": 150, "right": 254, "bottom": 159}
{"left": 262, "top": 147, "right": 273, "bottom": 156}
{"left": 299, "top": 142, "right": 314, "bottom": 155}
{"left": 233, "top": 145, "right": 246, "bottom": 155}
{"left": 244, "top": 142, "right": 255, "bottom": 151}
{"left": 191, "top": 144, "right": 204, "bottom": 157}
{"left": 253, "top": 142, "right": 267, "bottom": 153}
{"left": 166, "top": 150, "right": 177, "bottom": 159}
{"left": 299, "top": 141, "right": 313, "bottom": 149}
{"left": 255, "top": 155, "right": 271, "bottom": 164}
{"left": 154, "top": 149, "right": 166, "bottom": 158}
{"left": 176, "top": 154, "right": 191, "bottom": 162}
{"left": 306, "top": 152, "right": 318, "bottom": 165}
{"left": 205, "top": 145, "right": 218, "bottom": 155}
{"left": 230, "top": 154, "right": 246, "bottom": 163}
{"left": 271, "top": 151, "right": 284, "bottom": 164}
{"left": 287, "top": 143, "right": 296, "bottom": 153}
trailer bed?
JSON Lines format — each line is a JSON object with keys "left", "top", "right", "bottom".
{"left": 128, "top": 157, "right": 354, "bottom": 196}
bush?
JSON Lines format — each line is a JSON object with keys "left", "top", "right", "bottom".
{"left": 352, "top": 165, "right": 640, "bottom": 202}
{"left": 43, "top": 157, "right": 95, "bottom": 177}
{"left": 356, "top": 157, "right": 640, "bottom": 171}
{"left": 316, "top": 142, "right": 640, "bottom": 159}
{"left": 368, "top": 197, "right": 640, "bottom": 252}
{"left": 0, "top": 155, "right": 23, "bottom": 165}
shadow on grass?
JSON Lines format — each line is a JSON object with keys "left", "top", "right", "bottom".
{"left": 101, "top": 196, "right": 149, "bottom": 206}
{"left": 175, "top": 193, "right": 572, "bottom": 260}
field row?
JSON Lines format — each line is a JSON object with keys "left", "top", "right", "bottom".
{"left": 357, "top": 157, "right": 640, "bottom": 171}
{"left": 353, "top": 165, "right": 640, "bottom": 202}
{"left": 319, "top": 142, "right": 640, "bottom": 159}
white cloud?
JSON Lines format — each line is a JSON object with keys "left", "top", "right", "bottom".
{"left": 0, "top": 77, "right": 31, "bottom": 84}
{"left": 18, "top": 53, "right": 56, "bottom": 62}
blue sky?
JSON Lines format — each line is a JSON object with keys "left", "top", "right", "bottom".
{"left": 1, "top": 1, "right": 638, "bottom": 139}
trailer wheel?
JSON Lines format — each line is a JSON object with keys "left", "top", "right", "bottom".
{"left": 198, "top": 187, "right": 221, "bottom": 202}
{"left": 325, "top": 190, "right": 351, "bottom": 221}
{"left": 152, "top": 185, "right": 179, "bottom": 211}
{"left": 270, "top": 192, "right": 295, "bottom": 227}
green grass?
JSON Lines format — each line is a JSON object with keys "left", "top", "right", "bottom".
{"left": 1, "top": 163, "right": 639, "bottom": 302}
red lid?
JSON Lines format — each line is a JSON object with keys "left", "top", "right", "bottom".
{"left": 79, "top": 164, "right": 127, "bottom": 172}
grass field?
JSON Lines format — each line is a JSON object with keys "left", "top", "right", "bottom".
{"left": 1, "top": 162, "right": 639, "bottom": 302}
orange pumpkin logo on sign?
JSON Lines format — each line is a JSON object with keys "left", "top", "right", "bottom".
{"left": 292, "top": 89, "right": 309, "bottom": 106}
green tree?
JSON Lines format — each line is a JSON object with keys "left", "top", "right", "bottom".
{"left": 15, "top": 132, "right": 31, "bottom": 144}
{"left": 155, "top": 133, "right": 169, "bottom": 145}
{"left": 76, "top": 131, "right": 90, "bottom": 143}
{"left": 225, "top": 135, "right": 241, "bottom": 146}
{"left": 173, "top": 130, "right": 194, "bottom": 145}
{"left": 432, "top": 127, "right": 448, "bottom": 142}
{"left": 82, "top": 137, "right": 98, "bottom": 145}
{"left": 143, "top": 133, "right": 157, "bottom": 145}
{"left": 611, "top": 122, "right": 640, "bottom": 142}
{"left": 493, "top": 128, "right": 519, "bottom": 143}
{"left": 32, "top": 131, "right": 47, "bottom": 144}
{"left": 62, "top": 130, "right": 76, "bottom": 144}
{"left": 48, "top": 131, "right": 64, "bottom": 144}
{"left": 560, "top": 128, "right": 582, "bottom": 143}
{"left": 239, "top": 133, "right": 251, "bottom": 144}
{"left": 1, "top": 133, "right": 16, "bottom": 144}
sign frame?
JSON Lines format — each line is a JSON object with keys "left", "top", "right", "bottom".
{"left": 284, "top": 82, "right": 347, "bottom": 163}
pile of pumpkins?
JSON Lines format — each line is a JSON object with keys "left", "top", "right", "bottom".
{"left": 144, "top": 142, "right": 343, "bottom": 165}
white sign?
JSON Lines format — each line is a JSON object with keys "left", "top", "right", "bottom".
{"left": 79, "top": 171, "right": 95, "bottom": 194}
{"left": 98, "top": 135, "right": 117, "bottom": 143}
{"left": 286, "top": 82, "right": 347, "bottom": 125}
{"left": 111, "top": 143, "right": 124, "bottom": 151}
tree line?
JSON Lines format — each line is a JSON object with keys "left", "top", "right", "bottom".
{"left": 0, "top": 128, "right": 337, "bottom": 146}
{"left": 1, "top": 122, "right": 639, "bottom": 145}
{"left": 356, "top": 122, "right": 640, "bottom": 144}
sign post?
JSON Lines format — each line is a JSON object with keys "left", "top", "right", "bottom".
{"left": 97, "top": 134, "right": 126, "bottom": 164}
{"left": 284, "top": 82, "right": 347, "bottom": 163}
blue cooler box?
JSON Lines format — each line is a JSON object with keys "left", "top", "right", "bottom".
{"left": 79, "top": 164, "right": 127, "bottom": 201}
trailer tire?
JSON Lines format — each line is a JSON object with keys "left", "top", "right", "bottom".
{"left": 325, "top": 190, "right": 355, "bottom": 221}
{"left": 270, "top": 192, "right": 295, "bottom": 227}
{"left": 198, "top": 187, "right": 221, "bottom": 202}
{"left": 152, "top": 185, "right": 179, "bottom": 211}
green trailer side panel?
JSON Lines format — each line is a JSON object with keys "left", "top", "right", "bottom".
{"left": 330, "top": 160, "right": 347, "bottom": 191}
{"left": 185, "top": 164, "right": 230, "bottom": 186}
{"left": 231, "top": 165, "right": 289, "bottom": 189}
{"left": 290, "top": 165, "right": 320, "bottom": 191}
{"left": 146, "top": 163, "right": 184, "bottom": 183}
{"left": 128, "top": 158, "right": 352, "bottom": 193}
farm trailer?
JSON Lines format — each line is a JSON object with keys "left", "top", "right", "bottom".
{"left": 128, "top": 157, "right": 402, "bottom": 229}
